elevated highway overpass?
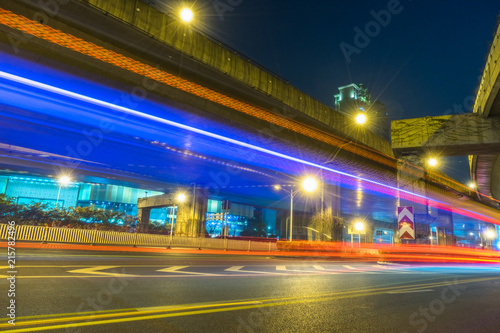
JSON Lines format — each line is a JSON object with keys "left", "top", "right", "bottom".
{"left": 392, "top": 21, "right": 500, "bottom": 208}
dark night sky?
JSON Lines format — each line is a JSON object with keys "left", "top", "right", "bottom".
{"left": 152, "top": 0, "right": 500, "bottom": 182}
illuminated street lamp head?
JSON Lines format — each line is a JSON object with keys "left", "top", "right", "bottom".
{"left": 273, "top": 184, "right": 282, "bottom": 190}
{"left": 427, "top": 158, "right": 438, "bottom": 167}
{"left": 58, "top": 175, "right": 71, "bottom": 185}
{"left": 468, "top": 182, "right": 477, "bottom": 189}
{"left": 176, "top": 193, "right": 187, "bottom": 203}
{"left": 485, "top": 230, "right": 495, "bottom": 239}
{"left": 355, "top": 113, "right": 367, "bottom": 125}
{"left": 354, "top": 221, "right": 365, "bottom": 231}
{"left": 180, "top": 8, "right": 193, "bottom": 22}
{"left": 302, "top": 177, "right": 318, "bottom": 192}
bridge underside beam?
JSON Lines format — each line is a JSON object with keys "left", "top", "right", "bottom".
{"left": 392, "top": 114, "right": 500, "bottom": 156}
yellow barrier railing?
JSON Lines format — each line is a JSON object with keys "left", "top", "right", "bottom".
{"left": 0, "top": 224, "right": 277, "bottom": 251}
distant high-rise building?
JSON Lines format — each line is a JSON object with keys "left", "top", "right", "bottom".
{"left": 334, "top": 83, "right": 390, "bottom": 140}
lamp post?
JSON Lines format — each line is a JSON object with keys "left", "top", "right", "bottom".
{"left": 55, "top": 175, "right": 71, "bottom": 208}
{"left": 383, "top": 231, "right": 393, "bottom": 246}
{"left": 169, "top": 193, "right": 187, "bottom": 246}
{"left": 321, "top": 116, "right": 367, "bottom": 221}
{"left": 354, "top": 221, "right": 365, "bottom": 247}
{"left": 274, "top": 177, "right": 318, "bottom": 241}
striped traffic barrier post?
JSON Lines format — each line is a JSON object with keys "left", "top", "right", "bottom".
{"left": 133, "top": 232, "right": 138, "bottom": 248}
{"left": 91, "top": 229, "right": 98, "bottom": 246}
{"left": 41, "top": 225, "right": 48, "bottom": 244}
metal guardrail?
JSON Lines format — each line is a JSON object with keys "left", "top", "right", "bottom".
{"left": 0, "top": 224, "right": 277, "bottom": 251}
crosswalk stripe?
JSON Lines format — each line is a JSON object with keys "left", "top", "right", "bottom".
{"left": 343, "top": 265, "right": 357, "bottom": 270}
{"left": 276, "top": 265, "right": 287, "bottom": 271}
{"left": 313, "top": 265, "right": 325, "bottom": 270}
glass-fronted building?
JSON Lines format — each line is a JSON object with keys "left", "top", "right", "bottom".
{"left": 0, "top": 175, "right": 163, "bottom": 220}
{"left": 0, "top": 174, "right": 280, "bottom": 236}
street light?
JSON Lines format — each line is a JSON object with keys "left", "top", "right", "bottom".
{"left": 55, "top": 175, "right": 71, "bottom": 208}
{"left": 180, "top": 8, "right": 193, "bottom": 22}
{"left": 485, "top": 230, "right": 495, "bottom": 239}
{"left": 354, "top": 221, "right": 365, "bottom": 247}
{"left": 427, "top": 158, "right": 438, "bottom": 167}
{"left": 354, "top": 221, "right": 364, "bottom": 231}
{"left": 321, "top": 114, "right": 367, "bottom": 215}
{"left": 274, "top": 177, "right": 318, "bottom": 241}
{"left": 484, "top": 229, "right": 496, "bottom": 249}
{"left": 355, "top": 113, "right": 367, "bottom": 125}
{"left": 302, "top": 177, "right": 318, "bottom": 192}
{"left": 169, "top": 192, "right": 187, "bottom": 246}
{"left": 176, "top": 193, "right": 187, "bottom": 202}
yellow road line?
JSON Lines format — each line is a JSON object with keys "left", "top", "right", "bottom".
{"left": 0, "top": 299, "right": 265, "bottom": 322}
{"left": 0, "top": 300, "right": 262, "bottom": 328}
{"left": 5, "top": 274, "right": 230, "bottom": 279}
{"left": 2, "top": 275, "right": 498, "bottom": 332}
{"left": 0, "top": 280, "right": 485, "bottom": 333}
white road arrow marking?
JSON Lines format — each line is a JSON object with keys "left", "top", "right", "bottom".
{"left": 225, "top": 266, "right": 244, "bottom": 272}
{"left": 343, "top": 265, "right": 357, "bottom": 270}
{"left": 67, "top": 266, "right": 138, "bottom": 277}
{"left": 157, "top": 266, "right": 219, "bottom": 276}
{"left": 224, "top": 266, "right": 283, "bottom": 275}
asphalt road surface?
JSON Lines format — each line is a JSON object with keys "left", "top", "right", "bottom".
{"left": 2, "top": 249, "right": 500, "bottom": 332}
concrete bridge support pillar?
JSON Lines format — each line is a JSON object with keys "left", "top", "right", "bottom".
{"left": 138, "top": 207, "right": 151, "bottom": 233}
{"left": 175, "top": 189, "right": 208, "bottom": 237}
{"left": 312, "top": 181, "right": 343, "bottom": 242}
{"left": 321, "top": 182, "right": 342, "bottom": 216}
{"left": 279, "top": 211, "right": 288, "bottom": 240}
{"left": 397, "top": 155, "right": 429, "bottom": 244}
{"left": 137, "top": 189, "right": 208, "bottom": 237}
{"left": 432, "top": 209, "right": 454, "bottom": 246}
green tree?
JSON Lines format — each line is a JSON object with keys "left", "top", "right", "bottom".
{"left": 47, "top": 208, "right": 75, "bottom": 227}
{"left": 309, "top": 208, "right": 345, "bottom": 241}
{"left": 98, "top": 209, "right": 125, "bottom": 225}
{"left": 0, "top": 194, "right": 21, "bottom": 223}
{"left": 123, "top": 214, "right": 137, "bottom": 226}
{"left": 19, "top": 202, "right": 51, "bottom": 225}
{"left": 68, "top": 206, "right": 101, "bottom": 225}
